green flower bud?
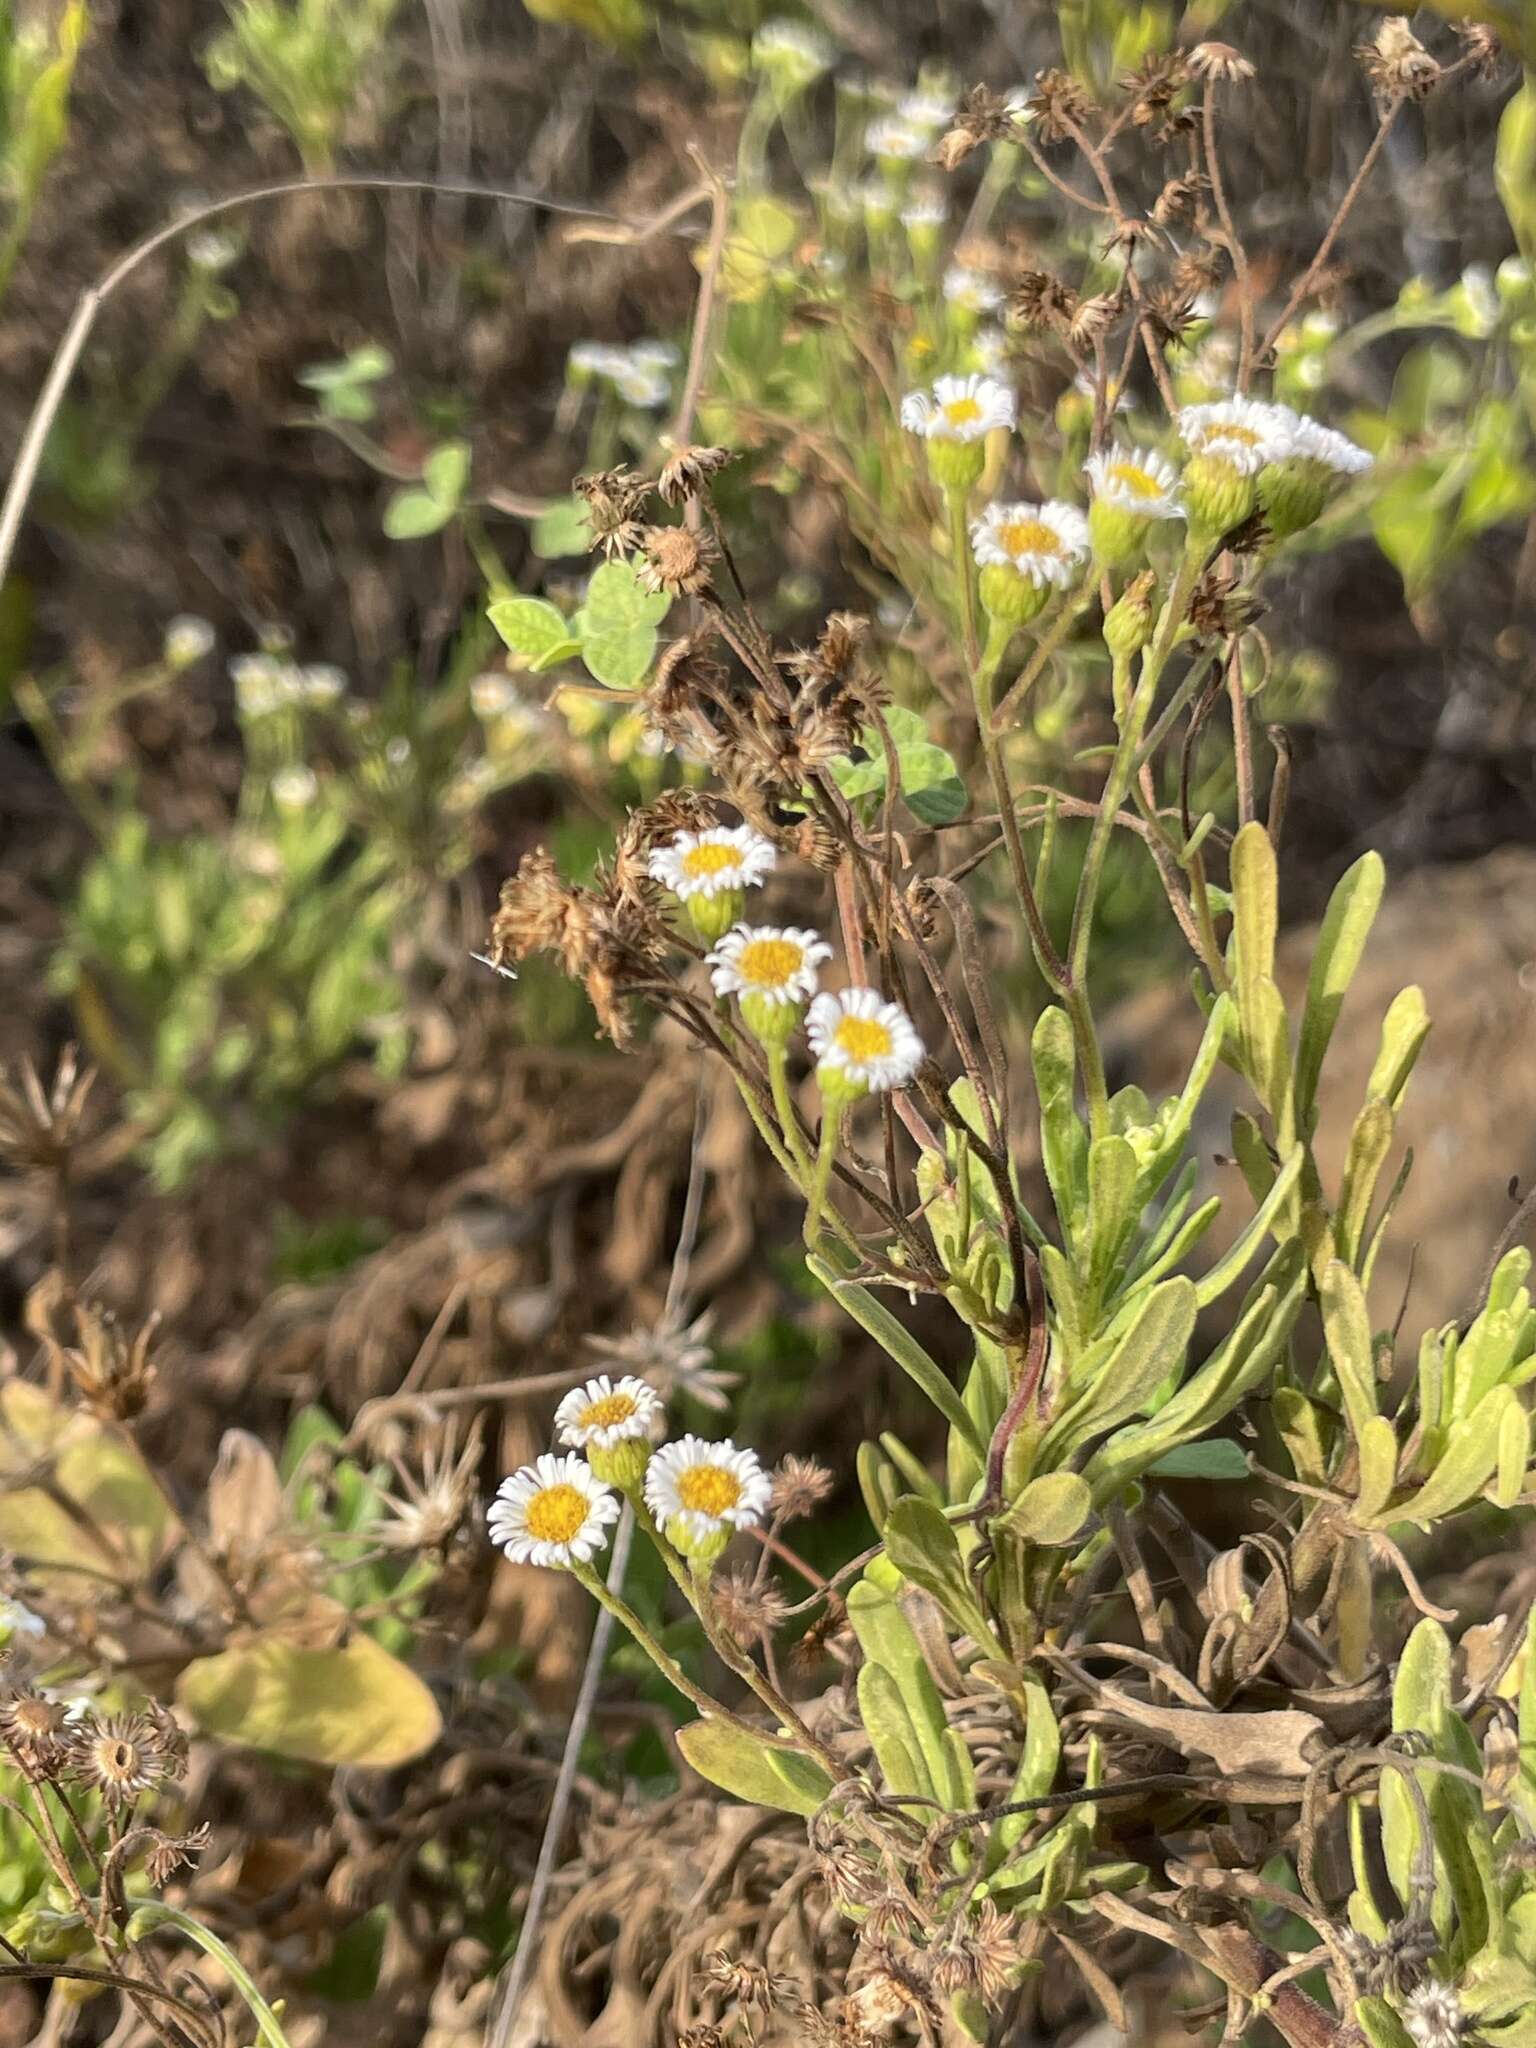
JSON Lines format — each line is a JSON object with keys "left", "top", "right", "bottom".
{"left": 684, "top": 886, "right": 745, "bottom": 943}
{"left": 1256, "top": 457, "right": 1330, "bottom": 540}
{"left": 1088, "top": 496, "right": 1151, "bottom": 566}
{"left": 926, "top": 437, "right": 986, "bottom": 492}
{"left": 1103, "top": 571, "right": 1157, "bottom": 659}
{"left": 1183, "top": 452, "right": 1256, "bottom": 537}
{"left": 588, "top": 1438, "right": 653, "bottom": 1493}
{"left": 665, "top": 1513, "right": 731, "bottom": 1565}
{"left": 978, "top": 560, "right": 1050, "bottom": 627}
{"left": 740, "top": 989, "right": 805, "bottom": 1047}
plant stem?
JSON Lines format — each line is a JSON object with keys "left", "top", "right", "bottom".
{"left": 767, "top": 1044, "right": 814, "bottom": 1178}
{"left": 573, "top": 1560, "right": 747, "bottom": 1726}
{"left": 971, "top": 618, "right": 1109, "bottom": 1138}
{"left": 947, "top": 486, "right": 981, "bottom": 671}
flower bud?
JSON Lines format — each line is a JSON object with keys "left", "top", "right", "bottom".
{"left": 1103, "top": 571, "right": 1157, "bottom": 659}
{"left": 1183, "top": 452, "right": 1256, "bottom": 537}
{"left": 978, "top": 561, "right": 1049, "bottom": 626}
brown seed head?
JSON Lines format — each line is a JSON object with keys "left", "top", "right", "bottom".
{"left": 1357, "top": 18, "right": 1441, "bottom": 100}
{"left": 713, "top": 1568, "right": 790, "bottom": 1647}
{"left": 67, "top": 1705, "right": 185, "bottom": 1807}
{"left": 656, "top": 445, "right": 733, "bottom": 507}
{"left": 770, "top": 1453, "right": 835, "bottom": 1520}
{"left": 637, "top": 524, "right": 716, "bottom": 598}
{"left": 1026, "top": 68, "right": 1093, "bottom": 144}
{"left": 0, "top": 1047, "right": 95, "bottom": 1174}
{"left": 1009, "top": 269, "right": 1077, "bottom": 333}
{"left": 574, "top": 465, "right": 652, "bottom": 558}
{"left": 1188, "top": 41, "right": 1256, "bottom": 83}
{"left": 0, "top": 1687, "right": 69, "bottom": 1779}
{"left": 1455, "top": 22, "right": 1503, "bottom": 79}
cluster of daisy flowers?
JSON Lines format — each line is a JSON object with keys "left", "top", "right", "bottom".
{"left": 231, "top": 650, "right": 349, "bottom": 720}
{"left": 566, "top": 338, "right": 680, "bottom": 411}
{"left": 896, "top": 372, "right": 1372, "bottom": 615}
{"left": 487, "top": 1373, "right": 772, "bottom": 1571}
{"left": 645, "top": 825, "right": 925, "bottom": 1095}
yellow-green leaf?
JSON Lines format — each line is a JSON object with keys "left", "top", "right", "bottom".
{"left": 0, "top": 1381, "right": 175, "bottom": 1580}
{"left": 176, "top": 1632, "right": 442, "bottom": 1768}
{"left": 675, "top": 1717, "right": 832, "bottom": 1816}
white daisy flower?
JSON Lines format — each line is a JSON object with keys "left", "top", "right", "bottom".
{"left": 1084, "top": 446, "right": 1185, "bottom": 520}
{"left": 488, "top": 1452, "right": 620, "bottom": 1568}
{"left": 752, "top": 17, "right": 833, "bottom": 80}
{"left": 271, "top": 764, "right": 318, "bottom": 808}
{"left": 900, "top": 372, "right": 1016, "bottom": 442}
{"left": 900, "top": 189, "right": 948, "bottom": 230}
{"left": 645, "top": 1435, "right": 772, "bottom": 1547}
{"left": 708, "top": 924, "right": 832, "bottom": 1006}
{"left": 971, "top": 327, "right": 1009, "bottom": 375}
{"left": 0, "top": 1596, "right": 45, "bottom": 1638}
{"left": 857, "top": 176, "right": 899, "bottom": 220}
{"left": 970, "top": 500, "right": 1091, "bottom": 587}
{"left": 647, "top": 825, "right": 777, "bottom": 902}
{"left": 629, "top": 339, "right": 680, "bottom": 370}
{"left": 896, "top": 87, "right": 957, "bottom": 131}
{"left": 942, "top": 264, "right": 1004, "bottom": 315}
{"left": 471, "top": 672, "right": 519, "bottom": 718}
{"left": 164, "top": 615, "right": 215, "bottom": 668}
{"left": 1176, "top": 397, "right": 1295, "bottom": 475}
{"left": 1402, "top": 1980, "right": 1465, "bottom": 2048}
{"left": 300, "top": 663, "right": 348, "bottom": 704}
{"left": 807, "top": 986, "right": 925, "bottom": 1093}
{"left": 1284, "top": 414, "right": 1373, "bottom": 474}
{"left": 569, "top": 340, "right": 627, "bottom": 379}
{"left": 555, "top": 1374, "right": 662, "bottom": 1451}
{"left": 612, "top": 363, "right": 671, "bottom": 409}
{"left": 865, "top": 115, "right": 927, "bottom": 160}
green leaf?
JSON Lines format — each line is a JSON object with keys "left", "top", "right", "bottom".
{"left": 1321, "top": 1259, "right": 1379, "bottom": 1449}
{"left": 297, "top": 344, "right": 394, "bottom": 392}
{"left": 857, "top": 1661, "right": 933, "bottom": 1799}
{"left": 994, "top": 1673, "right": 1060, "bottom": 1855}
{"left": 997, "top": 1470, "right": 1091, "bottom": 1545}
{"left": 423, "top": 440, "right": 471, "bottom": 508}
{"left": 1496, "top": 1398, "right": 1529, "bottom": 1509}
{"left": 176, "top": 1633, "right": 442, "bottom": 1768}
{"left": 1045, "top": 1277, "right": 1198, "bottom": 1462}
{"left": 577, "top": 558, "right": 670, "bottom": 690}
{"left": 1356, "top": 1415, "right": 1400, "bottom": 1524}
{"left": 530, "top": 495, "right": 593, "bottom": 558}
{"left": 1388, "top": 1384, "right": 1519, "bottom": 1526}
{"left": 0, "top": 1381, "right": 176, "bottom": 1581}
{"left": 1192, "top": 1142, "right": 1305, "bottom": 1309}
{"left": 1032, "top": 1007, "right": 1084, "bottom": 1249}
{"left": 488, "top": 596, "right": 579, "bottom": 671}
{"left": 847, "top": 1576, "right": 952, "bottom": 1798}
{"left": 1146, "top": 1439, "right": 1250, "bottom": 1480}
{"left": 1353, "top": 1998, "right": 1417, "bottom": 2048}
{"left": 884, "top": 1498, "right": 1004, "bottom": 1658}
{"left": 675, "top": 1718, "right": 832, "bottom": 1816}
{"left": 304, "top": 1908, "right": 389, "bottom": 2002}
{"left": 1367, "top": 985, "right": 1430, "bottom": 1108}
{"left": 1296, "top": 851, "right": 1384, "bottom": 1122}
{"left": 807, "top": 1255, "right": 985, "bottom": 1457}
{"left": 1337, "top": 1099, "right": 1395, "bottom": 1267}
{"left": 383, "top": 488, "right": 452, "bottom": 540}
{"left": 1231, "top": 819, "right": 1278, "bottom": 1027}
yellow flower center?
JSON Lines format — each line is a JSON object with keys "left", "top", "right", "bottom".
{"left": 737, "top": 938, "right": 804, "bottom": 989}
{"left": 942, "top": 396, "right": 982, "bottom": 427}
{"left": 1205, "top": 423, "right": 1260, "bottom": 448}
{"left": 1107, "top": 462, "right": 1162, "bottom": 500}
{"left": 579, "top": 1393, "right": 639, "bottom": 1431}
{"left": 834, "top": 1016, "right": 894, "bottom": 1061}
{"left": 525, "top": 1484, "right": 590, "bottom": 1545}
{"left": 681, "top": 842, "right": 739, "bottom": 878}
{"left": 677, "top": 1464, "right": 743, "bottom": 1517}
{"left": 999, "top": 519, "right": 1062, "bottom": 559}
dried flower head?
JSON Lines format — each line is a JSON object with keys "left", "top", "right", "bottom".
{"left": 656, "top": 444, "right": 733, "bottom": 506}
{"left": 145, "top": 1824, "right": 211, "bottom": 1887}
{"left": 929, "top": 84, "right": 1023, "bottom": 171}
{"left": 1403, "top": 1979, "right": 1468, "bottom": 2048}
{"left": 0, "top": 1686, "right": 69, "bottom": 1779}
{"left": 0, "top": 1046, "right": 94, "bottom": 1173}
{"left": 770, "top": 1453, "right": 835, "bottom": 1520}
{"left": 1187, "top": 42, "right": 1256, "bottom": 83}
{"left": 67, "top": 1705, "right": 186, "bottom": 1807}
{"left": 1455, "top": 22, "right": 1502, "bottom": 80}
{"left": 1357, "top": 18, "right": 1441, "bottom": 101}
{"left": 34, "top": 1296, "right": 162, "bottom": 1423}
{"left": 1121, "top": 50, "right": 1190, "bottom": 123}
{"left": 1026, "top": 68, "right": 1092, "bottom": 144}
{"left": 377, "top": 1419, "right": 484, "bottom": 1553}
{"left": 586, "top": 1309, "right": 739, "bottom": 1412}
{"left": 716, "top": 1570, "right": 791, "bottom": 1651}
{"left": 1009, "top": 268, "right": 1077, "bottom": 334}
{"left": 574, "top": 465, "right": 652, "bottom": 558}
{"left": 1152, "top": 171, "right": 1209, "bottom": 227}
{"left": 703, "top": 1948, "right": 784, "bottom": 2012}
{"left": 638, "top": 524, "right": 717, "bottom": 598}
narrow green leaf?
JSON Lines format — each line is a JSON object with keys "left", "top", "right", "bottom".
{"left": 994, "top": 1672, "right": 1061, "bottom": 1856}
{"left": 1146, "top": 1439, "right": 1250, "bottom": 1481}
{"left": 1032, "top": 1007, "right": 1084, "bottom": 1248}
{"left": 1231, "top": 819, "right": 1278, "bottom": 1023}
{"left": 1194, "top": 1144, "right": 1305, "bottom": 1308}
{"left": 808, "top": 1256, "right": 985, "bottom": 1458}
{"left": 1296, "top": 851, "right": 1384, "bottom": 1122}
{"left": 1320, "top": 1259, "right": 1379, "bottom": 1448}
{"left": 884, "top": 1498, "right": 1004, "bottom": 1658}
{"left": 858, "top": 1661, "right": 933, "bottom": 1799}
{"left": 1356, "top": 1415, "right": 1399, "bottom": 1524}
{"left": 847, "top": 1575, "right": 951, "bottom": 1797}
{"left": 1043, "top": 1277, "right": 1197, "bottom": 1460}
{"left": 1367, "top": 986, "right": 1431, "bottom": 1108}
{"left": 1496, "top": 1399, "right": 1530, "bottom": 1509}
{"left": 1389, "top": 1385, "right": 1518, "bottom": 1526}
